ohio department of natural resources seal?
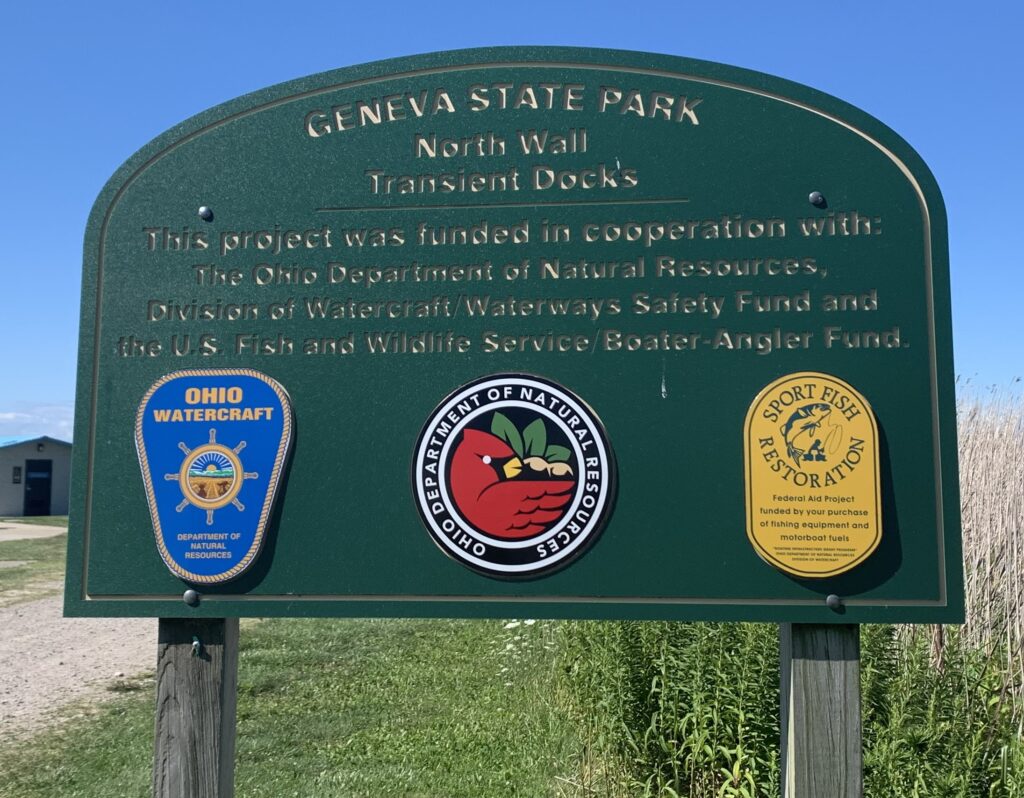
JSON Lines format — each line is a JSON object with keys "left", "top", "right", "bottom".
{"left": 413, "top": 373, "right": 616, "bottom": 578}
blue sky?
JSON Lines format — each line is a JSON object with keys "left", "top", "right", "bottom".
{"left": 1, "top": 1, "right": 1021, "bottom": 441}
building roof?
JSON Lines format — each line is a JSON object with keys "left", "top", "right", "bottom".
{"left": 0, "top": 435, "right": 72, "bottom": 449}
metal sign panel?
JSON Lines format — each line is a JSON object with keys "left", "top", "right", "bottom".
{"left": 65, "top": 47, "right": 963, "bottom": 622}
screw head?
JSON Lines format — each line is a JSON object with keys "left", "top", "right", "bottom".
{"left": 808, "top": 191, "right": 827, "bottom": 208}
{"left": 197, "top": 206, "right": 214, "bottom": 221}
{"left": 183, "top": 589, "right": 200, "bottom": 607}
{"left": 825, "top": 594, "right": 842, "bottom": 611}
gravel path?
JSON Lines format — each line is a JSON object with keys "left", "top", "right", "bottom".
{"left": 0, "top": 595, "right": 157, "bottom": 742}
{"left": 0, "top": 521, "right": 67, "bottom": 543}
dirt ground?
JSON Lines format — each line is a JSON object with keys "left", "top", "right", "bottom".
{"left": 0, "top": 522, "right": 157, "bottom": 743}
{"left": 0, "top": 594, "right": 157, "bottom": 742}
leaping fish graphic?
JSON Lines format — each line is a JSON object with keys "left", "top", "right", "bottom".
{"left": 780, "top": 403, "right": 841, "bottom": 467}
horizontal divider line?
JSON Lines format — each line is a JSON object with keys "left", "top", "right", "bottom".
{"left": 83, "top": 593, "right": 946, "bottom": 606}
{"left": 317, "top": 197, "right": 690, "bottom": 212}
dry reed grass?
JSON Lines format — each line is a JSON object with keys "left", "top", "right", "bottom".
{"left": 953, "top": 385, "right": 1024, "bottom": 703}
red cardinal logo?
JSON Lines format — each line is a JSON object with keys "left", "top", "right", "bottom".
{"left": 450, "top": 427, "right": 575, "bottom": 539}
{"left": 413, "top": 373, "right": 614, "bottom": 578}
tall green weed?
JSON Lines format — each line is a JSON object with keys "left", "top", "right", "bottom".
{"left": 559, "top": 621, "right": 779, "bottom": 797}
{"left": 559, "top": 622, "right": 1024, "bottom": 796}
{"left": 558, "top": 390, "right": 1024, "bottom": 797}
{"left": 862, "top": 625, "right": 1022, "bottom": 796}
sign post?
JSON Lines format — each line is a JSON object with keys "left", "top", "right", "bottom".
{"left": 65, "top": 48, "right": 963, "bottom": 794}
{"left": 152, "top": 618, "right": 238, "bottom": 797}
{"left": 780, "top": 623, "right": 861, "bottom": 797}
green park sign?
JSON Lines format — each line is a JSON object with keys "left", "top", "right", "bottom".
{"left": 65, "top": 47, "right": 963, "bottom": 622}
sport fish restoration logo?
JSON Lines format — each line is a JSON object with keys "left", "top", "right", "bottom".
{"left": 413, "top": 374, "right": 615, "bottom": 578}
{"left": 744, "top": 371, "right": 881, "bottom": 578}
{"left": 135, "top": 369, "right": 292, "bottom": 584}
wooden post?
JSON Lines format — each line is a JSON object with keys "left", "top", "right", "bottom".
{"left": 780, "top": 623, "right": 862, "bottom": 798}
{"left": 153, "top": 618, "right": 239, "bottom": 798}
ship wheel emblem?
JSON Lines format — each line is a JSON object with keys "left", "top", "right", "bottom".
{"left": 165, "top": 429, "right": 259, "bottom": 525}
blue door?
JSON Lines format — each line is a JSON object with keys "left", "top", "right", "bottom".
{"left": 23, "top": 459, "right": 52, "bottom": 516}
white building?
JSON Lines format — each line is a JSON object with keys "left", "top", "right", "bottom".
{"left": 0, "top": 436, "right": 72, "bottom": 517}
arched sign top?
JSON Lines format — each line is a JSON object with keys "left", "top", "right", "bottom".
{"left": 88, "top": 48, "right": 948, "bottom": 244}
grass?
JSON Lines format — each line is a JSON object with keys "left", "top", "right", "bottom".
{"left": 556, "top": 389, "right": 1024, "bottom": 797}
{"left": 0, "top": 533, "right": 67, "bottom": 607}
{"left": 649, "top": 623, "right": 778, "bottom": 796}
{"left": 559, "top": 621, "right": 781, "bottom": 797}
{"left": 1, "top": 392, "right": 1021, "bottom": 795}
{"left": 0, "top": 617, "right": 580, "bottom": 797}
{"left": 0, "top": 516, "right": 69, "bottom": 527}
{"left": 559, "top": 620, "right": 1024, "bottom": 797}
{"left": 861, "top": 625, "right": 1024, "bottom": 797}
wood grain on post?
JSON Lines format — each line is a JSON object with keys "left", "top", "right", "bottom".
{"left": 780, "top": 623, "right": 862, "bottom": 798}
{"left": 153, "top": 618, "right": 239, "bottom": 798}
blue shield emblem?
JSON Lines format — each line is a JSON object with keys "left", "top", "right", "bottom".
{"left": 135, "top": 369, "right": 292, "bottom": 583}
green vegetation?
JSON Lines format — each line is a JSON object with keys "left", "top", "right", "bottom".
{"left": 0, "top": 617, "right": 579, "bottom": 798}
{"left": 558, "top": 622, "right": 1024, "bottom": 797}
{"left": 0, "top": 533, "right": 66, "bottom": 607}
{"left": 555, "top": 391, "right": 1024, "bottom": 797}
{"left": 0, "top": 515, "right": 68, "bottom": 526}
{"left": 559, "top": 621, "right": 779, "bottom": 797}
{"left": 861, "top": 626, "right": 1024, "bottom": 797}
{"left": 1, "top": 394, "right": 1020, "bottom": 795}
{"left": 0, "top": 693, "right": 153, "bottom": 797}
{"left": 6, "top": 616, "right": 1021, "bottom": 797}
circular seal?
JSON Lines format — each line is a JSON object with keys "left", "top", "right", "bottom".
{"left": 179, "top": 444, "right": 243, "bottom": 509}
{"left": 413, "top": 374, "right": 615, "bottom": 578}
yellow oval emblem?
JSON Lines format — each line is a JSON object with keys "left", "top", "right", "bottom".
{"left": 744, "top": 371, "right": 881, "bottom": 578}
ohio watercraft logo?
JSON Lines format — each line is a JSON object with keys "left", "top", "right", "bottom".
{"left": 136, "top": 369, "right": 292, "bottom": 584}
